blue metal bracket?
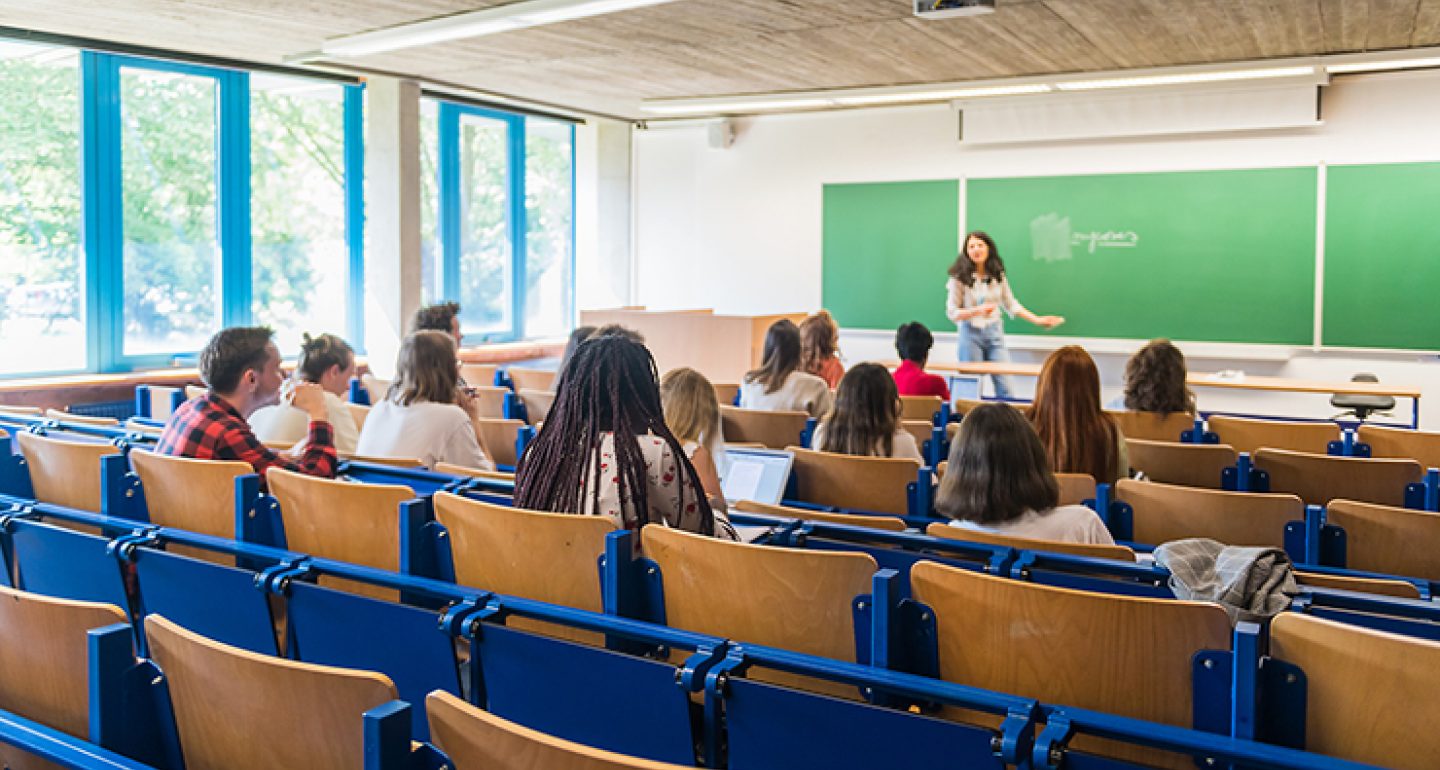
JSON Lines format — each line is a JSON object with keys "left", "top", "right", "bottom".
{"left": 100, "top": 456, "right": 147, "bottom": 524}
{"left": 1256, "top": 658, "right": 1307, "bottom": 749}
{"left": 438, "top": 595, "right": 492, "bottom": 638}
{"left": 514, "top": 425, "right": 535, "bottom": 466}
{"left": 362, "top": 700, "right": 413, "bottom": 770}
{"left": 700, "top": 646, "right": 751, "bottom": 770}
{"left": 398, "top": 498, "right": 442, "bottom": 607}
{"left": 0, "top": 501, "right": 39, "bottom": 533}
{"left": 238, "top": 489, "right": 286, "bottom": 554}
{"left": 1031, "top": 709, "right": 1072, "bottom": 769}
{"left": 892, "top": 598, "right": 939, "bottom": 680}
{"left": 106, "top": 528, "right": 162, "bottom": 562}
{"left": 675, "top": 643, "right": 732, "bottom": 694}
{"left": 1404, "top": 468, "right": 1440, "bottom": 511}
{"left": 993, "top": 701, "right": 1039, "bottom": 768}
{"left": 860, "top": 569, "right": 901, "bottom": 703}
{"left": 908, "top": 466, "right": 935, "bottom": 518}
{"left": 348, "top": 377, "right": 370, "bottom": 405}
{"left": 502, "top": 391, "right": 526, "bottom": 422}
{"left": 1302, "top": 505, "right": 1325, "bottom": 565}
{"left": 1222, "top": 453, "right": 1268, "bottom": 493}
{"left": 1181, "top": 418, "right": 1219, "bottom": 444}
{"left": 257, "top": 558, "right": 314, "bottom": 595}
{"left": 800, "top": 417, "right": 817, "bottom": 449}
{"left": 1231, "top": 622, "right": 1262, "bottom": 742}
{"left": 1282, "top": 520, "right": 1307, "bottom": 563}
{"left": 1328, "top": 429, "right": 1370, "bottom": 458}
{"left": 1191, "top": 649, "right": 1233, "bottom": 738}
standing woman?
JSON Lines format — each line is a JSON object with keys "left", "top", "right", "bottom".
{"left": 945, "top": 231, "right": 1065, "bottom": 399}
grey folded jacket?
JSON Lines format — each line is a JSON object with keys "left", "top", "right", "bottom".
{"left": 1152, "top": 538, "right": 1298, "bottom": 624}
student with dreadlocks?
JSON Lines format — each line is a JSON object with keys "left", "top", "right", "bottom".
{"left": 738, "top": 319, "right": 833, "bottom": 418}
{"left": 514, "top": 334, "right": 737, "bottom": 540}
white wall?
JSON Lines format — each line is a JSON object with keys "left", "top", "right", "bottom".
{"left": 632, "top": 69, "right": 1440, "bottom": 427}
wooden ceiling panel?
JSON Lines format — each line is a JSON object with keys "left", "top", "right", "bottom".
{"left": 1414, "top": 0, "right": 1440, "bottom": 44}
{"left": 1318, "top": 0, "right": 1427, "bottom": 51}
{"left": 906, "top": 2, "right": 1121, "bottom": 76}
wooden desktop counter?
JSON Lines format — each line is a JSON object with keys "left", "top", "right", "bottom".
{"left": 581, "top": 308, "right": 805, "bottom": 383}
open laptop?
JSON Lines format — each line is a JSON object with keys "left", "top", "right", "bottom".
{"left": 720, "top": 447, "right": 795, "bottom": 543}
{"left": 948, "top": 374, "right": 982, "bottom": 406}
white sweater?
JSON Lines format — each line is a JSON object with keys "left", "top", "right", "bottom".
{"left": 739, "top": 372, "right": 833, "bottom": 418}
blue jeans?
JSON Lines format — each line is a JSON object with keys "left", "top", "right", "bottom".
{"left": 958, "top": 323, "right": 1014, "bottom": 399}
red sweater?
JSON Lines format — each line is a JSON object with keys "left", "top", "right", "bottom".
{"left": 892, "top": 360, "right": 950, "bottom": 400}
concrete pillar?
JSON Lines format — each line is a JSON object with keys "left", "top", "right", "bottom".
{"left": 363, "top": 77, "right": 422, "bottom": 377}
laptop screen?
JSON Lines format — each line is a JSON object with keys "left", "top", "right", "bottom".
{"left": 721, "top": 447, "right": 794, "bottom": 506}
{"left": 949, "top": 374, "right": 981, "bottom": 404}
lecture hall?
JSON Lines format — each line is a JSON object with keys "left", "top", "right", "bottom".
{"left": 0, "top": 1, "right": 1437, "bottom": 768}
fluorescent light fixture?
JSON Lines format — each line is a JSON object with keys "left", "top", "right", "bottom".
{"left": 1055, "top": 66, "right": 1317, "bottom": 91}
{"left": 323, "top": 0, "right": 683, "bottom": 57}
{"left": 834, "top": 83, "right": 1051, "bottom": 106}
{"left": 643, "top": 97, "right": 836, "bottom": 115}
{"left": 1327, "top": 56, "right": 1440, "bottom": 74}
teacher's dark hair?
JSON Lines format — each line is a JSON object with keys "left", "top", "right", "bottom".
{"left": 948, "top": 230, "right": 1006, "bottom": 287}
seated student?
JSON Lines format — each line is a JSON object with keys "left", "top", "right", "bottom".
{"left": 739, "top": 319, "right": 833, "bottom": 418}
{"left": 155, "top": 327, "right": 336, "bottom": 483}
{"left": 412, "top": 301, "right": 463, "bottom": 347}
{"left": 812, "top": 363, "right": 923, "bottom": 461}
{"left": 250, "top": 333, "right": 361, "bottom": 454}
{"left": 355, "top": 330, "right": 493, "bottom": 470}
{"left": 891, "top": 321, "right": 951, "bottom": 400}
{"left": 799, "top": 310, "right": 845, "bottom": 388}
{"left": 552, "top": 325, "right": 597, "bottom": 388}
{"left": 659, "top": 367, "right": 727, "bottom": 501}
{"left": 937, "top": 402, "right": 1114, "bottom": 545}
{"left": 1030, "top": 346, "right": 1128, "bottom": 484}
{"left": 514, "top": 335, "right": 737, "bottom": 540}
{"left": 1122, "top": 338, "right": 1196, "bottom": 415}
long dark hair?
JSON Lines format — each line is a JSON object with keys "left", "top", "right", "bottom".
{"left": 744, "top": 319, "right": 802, "bottom": 395}
{"left": 947, "top": 230, "right": 1006, "bottom": 287}
{"left": 513, "top": 335, "right": 714, "bottom": 535}
{"left": 1030, "top": 346, "right": 1121, "bottom": 482}
{"left": 936, "top": 403, "right": 1058, "bottom": 525}
{"left": 390, "top": 330, "right": 460, "bottom": 407}
{"left": 1123, "top": 339, "right": 1195, "bottom": 415}
{"left": 820, "top": 363, "right": 900, "bottom": 457}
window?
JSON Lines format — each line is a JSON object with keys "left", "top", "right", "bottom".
{"left": 456, "top": 112, "right": 513, "bottom": 337}
{"left": 523, "top": 118, "right": 574, "bottom": 339}
{"left": 420, "top": 99, "right": 441, "bottom": 304}
{"left": 249, "top": 74, "right": 351, "bottom": 354}
{"left": 0, "top": 42, "right": 83, "bottom": 375}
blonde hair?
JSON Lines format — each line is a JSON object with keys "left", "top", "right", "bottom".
{"left": 660, "top": 367, "right": 724, "bottom": 462}
{"left": 390, "top": 330, "right": 460, "bottom": 407}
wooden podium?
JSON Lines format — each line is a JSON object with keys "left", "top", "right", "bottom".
{"left": 580, "top": 308, "right": 806, "bottom": 383}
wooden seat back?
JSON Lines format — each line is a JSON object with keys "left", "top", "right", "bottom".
{"left": 1126, "top": 439, "right": 1236, "bottom": 489}
{"left": 924, "top": 522, "right": 1135, "bottom": 561}
{"left": 44, "top": 409, "right": 119, "bottom": 426}
{"left": 184, "top": 385, "right": 206, "bottom": 401}
{"left": 1294, "top": 570, "right": 1421, "bottom": 599}
{"left": 433, "top": 492, "right": 613, "bottom": 643}
{"left": 786, "top": 446, "right": 919, "bottom": 516}
{"left": 1254, "top": 449, "right": 1421, "bottom": 507}
{"left": 642, "top": 525, "right": 875, "bottom": 696}
{"left": 360, "top": 374, "right": 390, "bottom": 403}
{"left": 518, "top": 388, "right": 556, "bottom": 424}
{"left": 1056, "top": 472, "right": 1096, "bottom": 506}
{"left": 130, "top": 450, "right": 251, "bottom": 564}
{"left": 508, "top": 367, "right": 556, "bottom": 392}
{"left": 343, "top": 455, "right": 426, "bottom": 469}
{"left": 720, "top": 406, "right": 810, "bottom": 450}
{"left": 1324, "top": 499, "right": 1440, "bottom": 582}
{"left": 427, "top": 690, "right": 692, "bottom": 770}
{"left": 476, "top": 418, "right": 527, "bottom": 467}
{"left": 1106, "top": 411, "right": 1195, "bottom": 443}
{"left": 899, "top": 395, "right": 942, "bottom": 422}
{"left": 16, "top": 431, "right": 118, "bottom": 513}
{"left": 711, "top": 383, "right": 740, "bottom": 407}
{"left": 1208, "top": 415, "right": 1339, "bottom": 454}
{"left": 267, "top": 468, "right": 414, "bottom": 600}
{"left": 0, "top": 405, "right": 42, "bottom": 417}
{"left": 460, "top": 363, "right": 498, "bottom": 388}
{"left": 346, "top": 402, "right": 369, "bottom": 431}
{"left": 467, "top": 386, "right": 509, "bottom": 420}
{"left": 1357, "top": 424, "right": 1440, "bottom": 470}
{"left": 733, "top": 499, "right": 906, "bottom": 532}
{"left": 434, "top": 463, "right": 516, "bottom": 483}
{"left": 1269, "top": 613, "right": 1440, "bottom": 769}
{"left": 954, "top": 398, "right": 1030, "bottom": 417}
{"left": 910, "top": 561, "right": 1229, "bottom": 768}
{"left": 899, "top": 420, "right": 932, "bottom": 450}
{"left": 144, "top": 614, "right": 398, "bottom": 770}
{"left": 0, "top": 586, "right": 127, "bottom": 770}
{"left": 1115, "top": 479, "right": 1303, "bottom": 548}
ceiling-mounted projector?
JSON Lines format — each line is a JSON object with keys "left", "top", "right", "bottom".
{"left": 914, "top": 0, "right": 995, "bottom": 19}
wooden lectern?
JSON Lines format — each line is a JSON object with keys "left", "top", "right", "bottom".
{"left": 579, "top": 308, "right": 807, "bottom": 383}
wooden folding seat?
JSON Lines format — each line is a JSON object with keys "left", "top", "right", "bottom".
{"left": 899, "top": 420, "right": 933, "bottom": 451}
{"left": 925, "top": 522, "right": 1135, "bottom": 561}
{"left": 910, "top": 561, "right": 1229, "bottom": 768}
{"left": 344, "top": 455, "right": 426, "bottom": 469}
{"left": 517, "top": 388, "right": 556, "bottom": 424}
{"left": 720, "top": 406, "right": 810, "bottom": 450}
{"left": 1293, "top": 571, "right": 1421, "bottom": 599}
{"left": 346, "top": 402, "right": 370, "bottom": 431}
{"left": 267, "top": 468, "right": 415, "bottom": 600}
{"left": 15, "top": 431, "right": 118, "bottom": 513}
{"left": 1208, "top": 415, "right": 1339, "bottom": 455}
{"left": 1269, "top": 613, "right": 1440, "bottom": 769}
{"left": 0, "top": 405, "right": 42, "bottom": 417}
{"left": 44, "top": 409, "right": 118, "bottom": 426}
{"left": 1357, "top": 424, "right": 1440, "bottom": 470}
{"left": 711, "top": 382, "right": 740, "bottom": 407}
{"left": 434, "top": 462, "right": 516, "bottom": 484}
{"left": 1254, "top": 449, "right": 1421, "bottom": 507}
{"left": 476, "top": 418, "right": 528, "bottom": 467}
{"left": 0, "top": 586, "right": 127, "bottom": 770}
{"left": 1056, "top": 472, "right": 1095, "bottom": 506}
{"left": 733, "top": 499, "right": 907, "bottom": 532}
{"left": 899, "top": 395, "right": 943, "bottom": 422}
{"left": 130, "top": 450, "right": 251, "bottom": 563}
{"left": 433, "top": 492, "right": 613, "bottom": 643}
{"left": 144, "top": 614, "right": 399, "bottom": 770}
{"left": 1324, "top": 499, "right": 1440, "bottom": 582}
{"left": 642, "top": 525, "right": 875, "bottom": 697}
{"left": 459, "top": 363, "right": 498, "bottom": 388}
{"left": 953, "top": 398, "right": 1029, "bottom": 417}
{"left": 1126, "top": 439, "right": 1237, "bottom": 489}
{"left": 469, "top": 385, "right": 511, "bottom": 420}
{"left": 786, "top": 446, "right": 920, "bottom": 516}
{"left": 507, "top": 367, "right": 556, "bottom": 392}
{"left": 1114, "top": 479, "right": 1302, "bottom": 549}
{"left": 1106, "top": 410, "right": 1195, "bottom": 443}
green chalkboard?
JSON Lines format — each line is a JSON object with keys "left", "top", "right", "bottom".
{"left": 822, "top": 180, "right": 959, "bottom": 332}
{"left": 1323, "top": 162, "right": 1440, "bottom": 350}
{"left": 965, "top": 169, "right": 1318, "bottom": 345}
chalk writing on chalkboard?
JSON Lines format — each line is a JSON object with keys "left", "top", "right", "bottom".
{"left": 1029, "top": 212, "right": 1140, "bottom": 262}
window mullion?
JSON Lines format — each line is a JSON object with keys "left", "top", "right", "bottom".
{"left": 80, "top": 52, "right": 123, "bottom": 372}
{"left": 218, "top": 69, "right": 251, "bottom": 328}
{"left": 344, "top": 85, "right": 366, "bottom": 350}
{"left": 437, "top": 102, "right": 461, "bottom": 303}
{"left": 509, "top": 115, "right": 527, "bottom": 342}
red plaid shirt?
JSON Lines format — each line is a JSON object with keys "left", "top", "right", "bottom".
{"left": 154, "top": 392, "right": 337, "bottom": 484}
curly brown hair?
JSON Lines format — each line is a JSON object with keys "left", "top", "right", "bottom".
{"left": 799, "top": 310, "right": 839, "bottom": 375}
{"left": 1123, "top": 339, "right": 1195, "bottom": 416}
